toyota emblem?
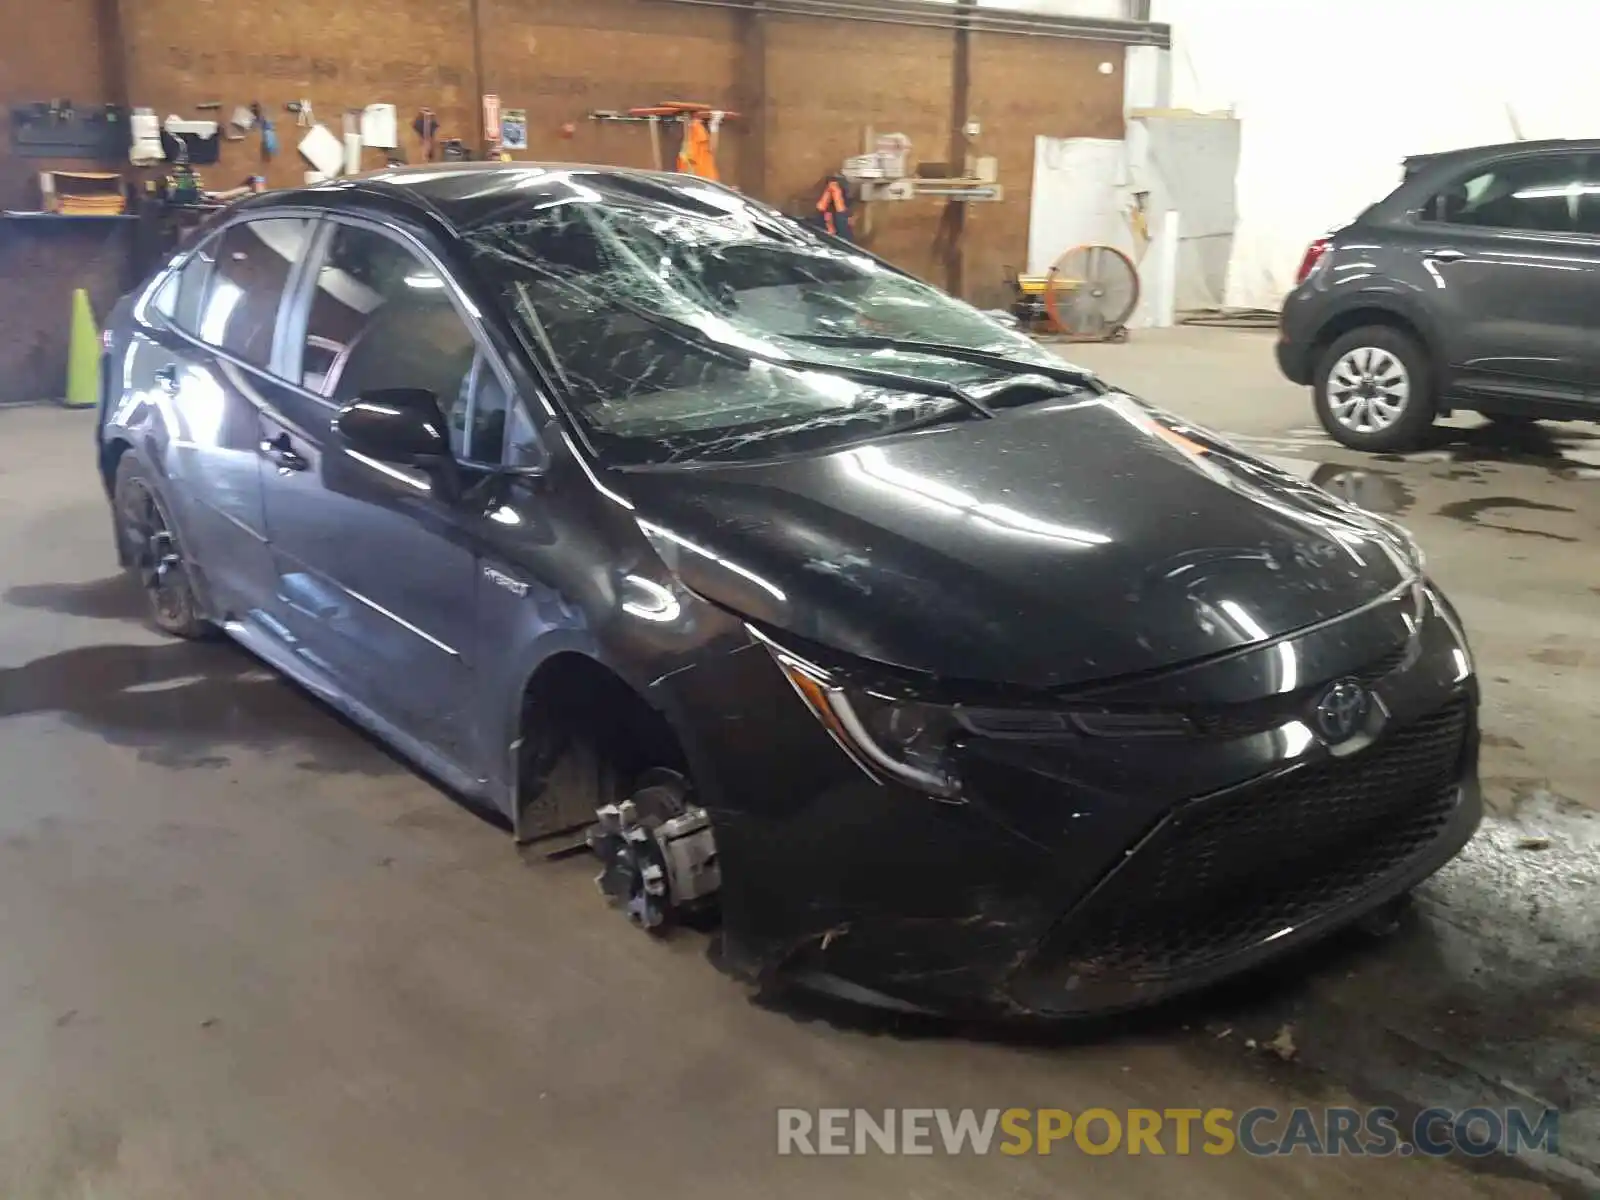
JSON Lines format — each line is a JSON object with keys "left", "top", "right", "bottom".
{"left": 1314, "top": 679, "right": 1369, "bottom": 742}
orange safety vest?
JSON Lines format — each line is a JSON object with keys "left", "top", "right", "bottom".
{"left": 675, "top": 117, "right": 719, "bottom": 181}
{"left": 816, "top": 178, "right": 849, "bottom": 236}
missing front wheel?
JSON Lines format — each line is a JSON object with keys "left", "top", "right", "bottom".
{"left": 588, "top": 770, "right": 720, "bottom": 932}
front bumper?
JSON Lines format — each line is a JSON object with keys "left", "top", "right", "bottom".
{"left": 1005, "top": 703, "right": 1480, "bottom": 1015}
{"left": 678, "top": 585, "right": 1481, "bottom": 1019}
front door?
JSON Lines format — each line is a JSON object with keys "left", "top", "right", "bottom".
{"left": 256, "top": 219, "right": 494, "bottom": 767}
{"left": 1407, "top": 151, "right": 1600, "bottom": 408}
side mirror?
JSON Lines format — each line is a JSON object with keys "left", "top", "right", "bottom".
{"left": 334, "top": 389, "right": 451, "bottom": 464}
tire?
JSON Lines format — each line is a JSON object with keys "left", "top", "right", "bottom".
{"left": 111, "top": 455, "right": 210, "bottom": 639}
{"left": 1313, "top": 326, "right": 1435, "bottom": 452}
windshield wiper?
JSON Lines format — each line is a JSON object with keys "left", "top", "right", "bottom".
{"left": 488, "top": 248, "right": 995, "bottom": 420}
{"left": 787, "top": 333, "right": 1099, "bottom": 390}
{"left": 613, "top": 304, "right": 995, "bottom": 419}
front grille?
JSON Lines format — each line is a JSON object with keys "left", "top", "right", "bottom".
{"left": 963, "top": 643, "right": 1414, "bottom": 744}
{"left": 1019, "top": 699, "right": 1469, "bottom": 1002}
{"left": 1188, "top": 641, "right": 1410, "bottom": 740}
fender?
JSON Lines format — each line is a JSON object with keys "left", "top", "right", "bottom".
{"left": 1318, "top": 284, "right": 1448, "bottom": 368}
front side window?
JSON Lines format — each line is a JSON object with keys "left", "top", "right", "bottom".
{"left": 199, "top": 218, "right": 311, "bottom": 368}
{"left": 301, "top": 223, "right": 506, "bottom": 459}
{"left": 1423, "top": 154, "right": 1587, "bottom": 233}
{"left": 468, "top": 176, "right": 1079, "bottom": 466}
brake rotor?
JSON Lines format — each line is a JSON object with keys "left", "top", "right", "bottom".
{"left": 588, "top": 770, "right": 690, "bottom": 932}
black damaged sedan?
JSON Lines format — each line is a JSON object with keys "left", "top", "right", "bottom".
{"left": 97, "top": 164, "right": 1480, "bottom": 1017}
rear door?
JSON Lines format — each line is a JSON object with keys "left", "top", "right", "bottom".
{"left": 1406, "top": 151, "right": 1600, "bottom": 409}
{"left": 257, "top": 216, "right": 486, "bottom": 767}
{"left": 133, "top": 216, "right": 314, "bottom": 623}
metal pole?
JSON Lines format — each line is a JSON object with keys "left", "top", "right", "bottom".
{"left": 738, "top": 0, "right": 769, "bottom": 197}
{"left": 944, "top": 0, "right": 973, "bottom": 297}
{"left": 470, "top": 0, "right": 488, "bottom": 156}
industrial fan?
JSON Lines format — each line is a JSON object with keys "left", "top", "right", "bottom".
{"left": 1034, "top": 244, "right": 1140, "bottom": 341}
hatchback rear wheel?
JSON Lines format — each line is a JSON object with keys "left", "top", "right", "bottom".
{"left": 1313, "top": 326, "right": 1434, "bottom": 452}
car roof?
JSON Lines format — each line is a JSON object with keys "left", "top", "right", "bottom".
{"left": 1402, "top": 137, "right": 1600, "bottom": 171}
{"left": 229, "top": 161, "right": 749, "bottom": 232}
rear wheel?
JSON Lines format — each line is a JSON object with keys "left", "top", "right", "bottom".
{"left": 1313, "top": 326, "right": 1435, "bottom": 452}
{"left": 112, "top": 456, "right": 209, "bottom": 639}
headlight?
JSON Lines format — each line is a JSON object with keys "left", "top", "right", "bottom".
{"left": 753, "top": 629, "right": 1192, "bottom": 799}
{"left": 762, "top": 639, "right": 963, "bottom": 799}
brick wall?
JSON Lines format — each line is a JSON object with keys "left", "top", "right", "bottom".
{"left": 1, "top": 0, "right": 1127, "bottom": 397}
{"left": 121, "top": 0, "right": 479, "bottom": 191}
{"left": 0, "top": 0, "right": 119, "bottom": 210}
{"left": 965, "top": 32, "right": 1126, "bottom": 307}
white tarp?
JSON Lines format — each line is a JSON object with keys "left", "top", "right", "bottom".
{"left": 1152, "top": 0, "right": 1600, "bottom": 310}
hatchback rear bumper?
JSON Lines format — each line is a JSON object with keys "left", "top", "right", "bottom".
{"left": 1276, "top": 332, "right": 1313, "bottom": 385}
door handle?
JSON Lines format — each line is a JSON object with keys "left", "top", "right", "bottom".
{"left": 259, "top": 433, "right": 308, "bottom": 472}
{"left": 152, "top": 364, "right": 179, "bottom": 393}
{"left": 1423, "top": 247, "right": 1467, "bottom": 262}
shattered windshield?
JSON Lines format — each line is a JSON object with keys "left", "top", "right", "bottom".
{"left": 467, "top": 179, "right": 1076, "bottom": 465}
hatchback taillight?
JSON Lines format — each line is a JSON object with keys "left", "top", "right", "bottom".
{"left": 1295, "top": 237, "right": 1332, "bottom": 284}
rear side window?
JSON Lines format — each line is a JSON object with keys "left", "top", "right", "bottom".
{"left": 1421, "top": 154, "right": 1586, "bottom": 233}
{"left": 153, "top": 241, "right": 216, "bottom": 334}
{"left": 198, "top": 218, "right": 312, "bottom": 368}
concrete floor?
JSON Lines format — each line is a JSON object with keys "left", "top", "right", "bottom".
{"left": 0, "top": 326, "right": 1594, "bottom": 1198}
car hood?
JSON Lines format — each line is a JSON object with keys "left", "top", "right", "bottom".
{"left": 617, "top": 394, "right": 1414, "bottom": 691}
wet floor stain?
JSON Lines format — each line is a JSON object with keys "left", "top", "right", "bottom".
{"left": 3, "top": 576, "right": 146, "bottom": 623}
{"left": 1160, "top": 786, "right": 1600, "bottom": 1191}
{"left": 1434, "top": 420, "right": 1600, "bottom": 475}
{"left": 1533, "top": 645, "right": 1587, "bottom": 667}
{"left": 1307, "top": 463, "right": 1415, "bottom": 513}
{"left": 1481, "top": 731, "right": 1525, "bottom": 749}
{"left": 1436, "top": 496, "right": 1578, "bottom": 542}
{"left": 1238, "top": 418, "right": 1600, "bottom": 481}
{"left": 0, "top": 639, "right": 405, "bottom": 775}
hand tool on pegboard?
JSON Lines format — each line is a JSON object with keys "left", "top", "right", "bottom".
{"left": 413, "top": 108, "right": 439, "bottom": 162}
{"left": 251, "top": 102, "right": 277, "bottom": 161}
{"left": 625, "top": 107, "right": 677, "bottom": 170}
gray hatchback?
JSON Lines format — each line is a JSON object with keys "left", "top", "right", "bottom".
{"left": 1277, "top": 138, "right": 1600, "bottom": 451}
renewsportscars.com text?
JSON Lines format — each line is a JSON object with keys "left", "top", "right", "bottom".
{"left": 776, "top": 1106, "right": 1559, "bottom": 1159}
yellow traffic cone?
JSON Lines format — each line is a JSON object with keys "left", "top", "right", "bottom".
{"left": 64, "top": 288, "right": 100, "bottom": 409}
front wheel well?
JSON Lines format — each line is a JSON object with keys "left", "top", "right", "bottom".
{"left": 513, "top": 652, "right": 689, "bottom": 841}
{"left": 100, "top": 437, "right": 131, "bottom": 497}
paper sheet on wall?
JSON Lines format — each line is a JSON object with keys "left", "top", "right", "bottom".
{"left": 360, "top": 104, "right": 398, "bottom": 149}
{"left": 299, "top": 123, "right": 345, "bottom": 178}
{"left": 130, "top": 109, "right": 164, "bottom": 164}
{"left": 500, "top": 108, "right": 527, "bottom": 151}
